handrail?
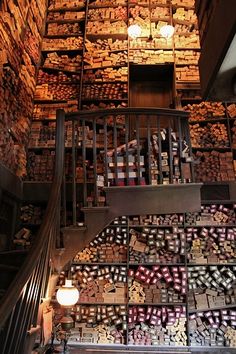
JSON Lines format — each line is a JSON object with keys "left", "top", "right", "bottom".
{"left": 0, "top": 110, "right": 65, "bottom": 330}
{"left": 62, "top": 107, "right": 192, "bottom": 225}
{"left": 66, "top": 107, "right": 189, "bottom": 119}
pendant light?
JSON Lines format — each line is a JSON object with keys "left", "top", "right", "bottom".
{"left": 128, "top": 24, "right": 141, "bottom": 39}
{"left": 160, "top": 24, "right": 175, "bottom": 39}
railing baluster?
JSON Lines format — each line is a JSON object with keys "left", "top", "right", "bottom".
{"left": 1, "top": 306, "right": 16, "bottom": 354}
{"left": 113, "top": 116, "right": 118, "bottom": 186}
{"left": 168, "top": 118, "right": 174, "bottom": 184}
{"left": 8, "top": 279, "right": 31, "bottom": 353}
{"left": 125, "top": 114, "right": 129, "bottom": 186}
{"left": 93, "top": 118, "right": 98, "bottom": 206}
{"left": 82, "top": 119, "right": 87, "bottom": 206}
{"left": 136, "top": 114, "right": 141, "bottom": 185}
{"left": 15, "top": 258, "right": 43, "bottom": 353}
{"left": 184, "top": 118, "right": 195, "bottom": 182}
{"left": 157, "top": 117, "right": 163, "bottom": 184}
{"left": 104, "top": 116, "right": 108, "bottom": 187}
{"left": 72, "top": 119, "right": 76, "bottom": 225}
{"left": 61, "top": 167, "right": 67, "bottom": 228}
{"left": 177, "top": 116, "right": 184, "bottom": 183}
{"left": 147, "top": 116, "right": 151, "bottom": 185}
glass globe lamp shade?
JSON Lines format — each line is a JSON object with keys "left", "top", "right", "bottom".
{"left": 128, "top": 24, "right": 141, "bottom": 38}
{"left": 56, "top": 279, "right": 79, "bottom": 307}
{"left": 160, "top": 25, "right": 175, "bottom": 38}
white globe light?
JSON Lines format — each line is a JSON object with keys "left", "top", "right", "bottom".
{"left": 56, "top": 279, "right": 79, "bottom": 307}
{"left": 160, "top": 25, "right": 175, "bottom": 38}
{"left": 128, "top": 24, "right": 141, "bottom": 38}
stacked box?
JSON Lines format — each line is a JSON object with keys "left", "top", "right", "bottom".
{"left": 128, "top": 306, "right": 187, "bottom": 346}
{"left": 73, "top": 221, "right": 128, "bottom": 263}
{"left": 71, "top": 264, "right": 127, "bottom": 303}
{"left": 129, "top": 49, "right": 174, "bottom": 65}
{"left": 150, "top": 129, "right": 192, "bottom": 184}
{"left": 189, "top": 310, "right": 236, "bottom": 347}
{"left": 37, "top": 70, "right": 80, "bottom": 84}
{"left": 43, "top": 52, "right": 82, "bottom": 72}
{"left": 106, "top": 140, "right": 146, "bottom": 186}
{"left": 20, "top": 204, "right": 44, "bottom": 225}
{"left": 129, "top": 265, "right": 187, "bottom": 303}
{"left": 186, "top": 204, "right": 236, "bottom": 226}
{"left": 190, "top": 123, "right": 229, "bottom": 148}
{"left": 188, "top": 265, "right": 236, "bottom": 310}
{"left": 48, "top": 0, "right": 85, "bottom": 10}
{"left": 88, "top": 6, "right": 127, "bottom": 21}
{"left": 176, "top": 65, "right": 200, "bottom": 81}
{"left": 46, "top": 23, "right": 82, "bottom": 36}
{"left": 129, "top": 226, "right": 185, "bottom": 263}
{"left": 47, "top": 11, "right": 85, "bottom": 21}
{"left": 73, "top": 305, "right": 126, "bottom": 344}
{"left": 186, "top": 226, "right": 236, "bottom": 264}
{"left": 193, "top": 151, "right": 235, "bottom": 182}
{"left": 34, "top": 83, "right": 80, "bottom": 101}
{"left": 83, "top": 67, "right": 128, "bottom": 83}
{"left": 184, "top": 101, "right": 226, "bottom": 121}
{"left": 129, "top": 213, "right": 184, "bottom": 226}
{"left": 26, "top": 150, "right": 55, "bottom": 181}
{"left": 87, "top": 20, "right": 127, "bottom": 35}
{"left": 42, "top": 37, "right": 83, "bottom": 51}
{"left": 33, "top": 101, "right": 78, "bottom": 120}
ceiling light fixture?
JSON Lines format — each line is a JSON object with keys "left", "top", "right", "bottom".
{"left": 160, "top": 24, "right": 175, "bottom": 39}
{"left": 128, "top": 24, "right": 141, "bottom": 39}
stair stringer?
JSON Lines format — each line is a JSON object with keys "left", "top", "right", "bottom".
{"left": 53, "top": 183, "right": 202, "bottom": 270}
{"left": 52, "top": 207, "right": 117, "bottom": 271}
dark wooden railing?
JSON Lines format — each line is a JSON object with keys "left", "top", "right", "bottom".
{"left": 0, "top": 110, "right": 65, "bottom": 354}
{"left": 0, "top": 107, "right": 193, "bottom": 353}
{"left": 65, "top": 107, "right": 193, "bottom": 226}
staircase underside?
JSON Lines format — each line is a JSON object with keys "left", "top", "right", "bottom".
{"left": 53, "top": 184, "right": 202, "bottom": 270}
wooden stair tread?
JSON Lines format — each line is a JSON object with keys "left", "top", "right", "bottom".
{"left": 62, "top": 225, "right": 87, "bottom": 232}
{"left": 81, "top": 206, "right": 110, "bottom": 212}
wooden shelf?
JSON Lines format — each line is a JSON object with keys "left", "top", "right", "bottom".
{"left": 46, "top": 18, "right": 85, "bottom": 24}
{"left": 189, "top": 303, "right": 236, "bottom": 313}
{"left": 48, "top": 5, "right": 85, "bottom": 12}
{"left": 44, "top": 33, "right": 83, "bottom": 38}
{"left": 41, "top": 66, "right": 81, "bottom": 74}
{"left": 41, "top": 48, "right": 83, "bottom": 53}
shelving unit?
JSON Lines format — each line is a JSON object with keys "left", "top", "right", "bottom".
{"left": 52, "top": 205, "right": 236, "bottom": 348}
{"left": 0, "top": 0, "right": 48, "bottom": 177}
{"left": 184, "top": 101, "right": 236, "bottom": 182}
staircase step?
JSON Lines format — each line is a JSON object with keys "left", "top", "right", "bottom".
{"left": 0, "top": 250, "right": 28, "bottom": 268}
{"left": 82, "top": 206, "right": 110, "bottom": 213}
{"left": 61, "top": 226, "right": 87, "bottom": 232}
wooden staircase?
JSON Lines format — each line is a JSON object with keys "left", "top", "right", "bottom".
{"left": 53, "top": 183, "right": 202, "bottom": 270}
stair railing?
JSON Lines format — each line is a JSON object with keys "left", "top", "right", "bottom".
{"left": 0, "top": 110, "right": 65, "bottom": 354}
{"left": 64, "top": 107, "right": 193, "bottom": 226}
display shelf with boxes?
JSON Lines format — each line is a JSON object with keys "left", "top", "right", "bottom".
{"left": 82, "top": 1, "right": 129, "bottom": 109}
{"left": 73, "top": 217, "right": 128, "bottom": 264}
{"left": 128, "top": 265, "right": 187, "bottom": 304}
{"left": 128, "top": 305, "right": 187, "bottom": 346}
{"left": 0, "top": 0, "right": 48, "bottom": 177}
{"left": 129, "top": 224, "right": 186, "bottom": 264}
{"left": 183, "top": 101, "right": 236, "bottom": 182}
{"left": 52, "top": 204, "right": 236, "bottom": 348}
{"left": 189, "top": 309, "right": 236, "bottom": 347}
{"left": 188, "top": 265, "right": 236, "bottom": 312}
{"left": 70, "top": 264, "right": 128, "bottom": 304}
